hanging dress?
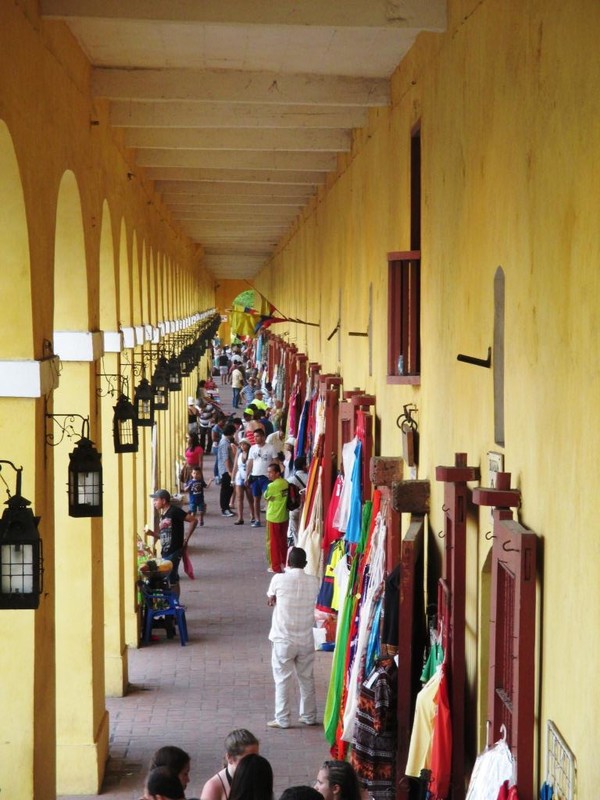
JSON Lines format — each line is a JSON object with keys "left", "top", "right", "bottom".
{"left": 333, "top": 437, "right": 359, "bottom": 532}
{"left": 298, "top": 466, "right": 323, "bottom": 577}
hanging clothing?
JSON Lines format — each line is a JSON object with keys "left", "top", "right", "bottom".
{"left": 429, "top": 667, "right": 452, "bottom": 799}
{"left": 331, "top": 500, "right": 375, "bottom": 758}
{"left": 351, "top": 657, "right": 398, "bottom": 800}
{"left": 382, "top": 564, "right": 400, "bottom": 648}
{"left": 298, "top": 466, "right": 323, "bottom": 577}
{"left": 344, "top": 440, "right": 364, "bottom": 544}
{"left": 324, "top": 552, "right": 359, "bottom": 746}
{"left": 496, "top": 782, "right": 519, "bottom": 800}
{"left": 317, "top": 539, "right": 346, "bottom": 613}
{"left": 342, "top": 512, "right": 387, "bottom": 741}
{"left": 323, "top": 473, "right": 344, "bottom": 550}
{"left": 364, "top": 595, "right": 383, "bottom": 677}
{"left": 465, "top": 739, "right": 515, "bottom": 800}
{"left": 333, "top": 437, "right": 359, "bottom": 532}
{"left": 405, "top": 667, "right": 444, "bottom": 778}
{"left": 421, "top": 640, "right": 445, "bottom": 683}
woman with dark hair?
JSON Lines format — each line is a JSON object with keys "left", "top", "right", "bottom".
{"left": 200, "top": 729, "right": 260, "bottom": 800}
{"left": 149, "top": 746, "right": 191, "bottom": 793}
{"left": 314, "top": 761, "right": 362, "bottom": 800}
{"left": 229, "top": 753, "right": 273, "bottom": 800}
{"left": 144, "top": 766, "right": 186, "bottom": 800}
{"left": 181, "top": 432, "right": 204, "bottom": 486}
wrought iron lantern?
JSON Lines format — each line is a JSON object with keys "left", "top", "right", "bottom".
{"left": 113, "top": 393, "right": 139, "bottom": 454}
{"left": 152, "top": 356, "right": 170, "bottom": 411}
{"left": 0, "top": 460, "right": 43, "bottom": 610}
{"left": 68, "top": 434, "right": 103, "bottom": 517}
{"left": 134, "top": 377, "right": 155, "bottom": 427}
{"left": 46, "top": 414, "right": 104, "bottom": 518}
{"left": 168, "top": 354, "right": 182, "bottom": 392}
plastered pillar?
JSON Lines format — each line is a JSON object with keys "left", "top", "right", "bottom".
{"left": 0, "top": 398, "right": 57, "bottom": 800}
{"left": 54, "top": 362, "right": 108, "bottom": 794}
{"left": 99, "top": 353, "right": 128, "bottom": 697}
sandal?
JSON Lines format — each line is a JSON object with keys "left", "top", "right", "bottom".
{"left": 234, "top": 519, "right": 244, "bottom": 525}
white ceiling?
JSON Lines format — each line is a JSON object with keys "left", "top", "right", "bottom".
{"left": 41, "top": 1, "right": 446, "bottom": 280}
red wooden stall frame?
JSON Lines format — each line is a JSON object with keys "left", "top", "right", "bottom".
{"left": 435, "top": 453, "right": 480, "bottom": 800}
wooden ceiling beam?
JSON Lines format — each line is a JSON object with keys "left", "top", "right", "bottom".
{"left": 93, "top": 68, "right": 389, "bottom": 107}
{"left": 42, "top": 0, "right": 446, "bottom": 31}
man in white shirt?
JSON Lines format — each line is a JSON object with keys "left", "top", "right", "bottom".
{"left": 266, "top": 547, "right": 319, "bottom": 729}
{"left": 245, "top": 427, "right": 277, "bottom": 527}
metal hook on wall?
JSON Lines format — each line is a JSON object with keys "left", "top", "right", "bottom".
{"left": 438, "top": 530, "right": 446, "bottom": 539}
{"left": 442, "top": 504, "right": 450, "bottom": 513}
{"left": 485, "top": 530, "right": 496, "bottom": 541}
{"left": 502, "top": 540, "right": 520, "bottom": 552}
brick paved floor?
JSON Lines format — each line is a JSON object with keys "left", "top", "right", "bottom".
{"left": 61, "top": 381, "right": 333, "bottom": 800}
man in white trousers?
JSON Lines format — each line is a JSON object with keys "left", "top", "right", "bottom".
{"left": 266, "top": 547, "right": 319, "bottom": 729}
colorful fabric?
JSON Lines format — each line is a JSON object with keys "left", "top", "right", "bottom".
{"left": 430, "top": 667, "right": 452, "bottom": 799}
{"left": 324, "top": 552, "right": 359, "bottom": 746}
{"left": 323, "top": 473, "right": 344, "bottom": 550}
{"left": 342, "top": 510, "right": 387, "bottom": 741}
{"left": 351, "top": 658, "right": 398, "bottom": 800}
{"left": 344, "top": 439, "right": 363, "bottom": 544}
{"left": 421, "top": 640, "right": 445, "bottom": 682}
{"left": 316, "top": 539, "right": 346, "bottom": 613}
{"left": 297, "top": 467, "right": 323, "bottom": 577}
{"left": 405, "top": 668, "right": 443, "bottom": 777}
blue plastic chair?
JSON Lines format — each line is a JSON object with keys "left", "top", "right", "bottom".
{"left": 140, "top": 585, "right": 189, "bottom": 646}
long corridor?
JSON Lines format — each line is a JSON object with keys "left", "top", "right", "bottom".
{"left": 61, "top": 384, "right": 333, "bottom": 800}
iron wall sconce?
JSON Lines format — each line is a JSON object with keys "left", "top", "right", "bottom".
{"left": 96, "top": 371, "right": 140, "bottom": 453}
{"left": 112, "top": 394, "right": 139, "bottom": 454}
{"left": 46, "top": 414, "right": 103, "bottom": 517}
{"left": 168, "top": 354, "right": 182, "bottom": 392}
{"left": 0, "top": 460, "right": 43, "bottom": 609}
{"left": 134, "top": 378, "right": 155, "bottom": 427}
{"left": 152, "top": 356, "right": 170, "bottom": 411}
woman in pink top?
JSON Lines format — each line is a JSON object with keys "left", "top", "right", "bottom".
{"left": 181, "top": 432, "right": 204, "bottom": 486}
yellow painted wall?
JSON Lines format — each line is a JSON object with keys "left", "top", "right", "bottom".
{"left": 256, "top": 0, "right": 600, "bottom": 792}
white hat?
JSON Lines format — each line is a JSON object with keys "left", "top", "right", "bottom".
{"left": 286, "top": 436, "right": 296, "bottom": 446}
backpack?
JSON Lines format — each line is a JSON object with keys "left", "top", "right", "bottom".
{"left": 286, "top": 482, "right": 302, "bottom": 512}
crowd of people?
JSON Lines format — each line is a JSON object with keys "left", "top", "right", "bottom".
{"left": 140, "top": 734, "right": 365, "bottom": 800}
{"left": 142, "top": 340, "right": 373, "bottom": 800}
{"left": 151, "top": 339, "right": 307, "bottom": 586}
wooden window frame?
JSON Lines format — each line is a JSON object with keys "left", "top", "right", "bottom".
{"left": 387, "top": 250, "right": 421, "bottom": 385}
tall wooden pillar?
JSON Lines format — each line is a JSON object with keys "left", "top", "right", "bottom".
{"left": 435, "top": 453, "right": 480, "bottom": 800}
{"left": 319, "top": 375, "right": 343, "bottom": 511}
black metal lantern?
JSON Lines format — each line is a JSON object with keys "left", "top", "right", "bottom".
{"left": 0, "top": 461, "right": 43, "bottom": 610}
{"left": 134, "top": 377, "right": 155, "bottom": 427}
{"left": 68, "top": 436, "right": 103, "bottom": 517}
{"left": 152, "top": 356, "right": 170, "bottom": 411}
{"left": 168, "top": 354, "right": 182, "bottom": 391}
{"left": 113, "top": 393, "right": 139, "bottom": 454}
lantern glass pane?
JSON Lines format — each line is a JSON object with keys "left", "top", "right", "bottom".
{"left": 76, "top": 471, "right": 102, "bottom": 506}
{"left": 118, "top": 418, "right": 136, "bottom": 445}
{"left": 138, "top": 398, "right": 152, "bottom": 420}
{"left": 1, "top": 543, "right": 34, "bottom": 594}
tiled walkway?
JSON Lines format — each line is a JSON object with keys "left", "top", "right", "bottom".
{"left": 62, "top": 382, "right": 333, "bottom": 800}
